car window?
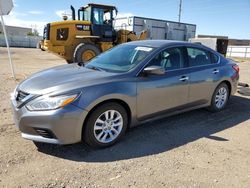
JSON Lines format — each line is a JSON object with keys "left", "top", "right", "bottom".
{"left": 211, "top": 53, "right": 219, "bottom": 64}
{"left": 187, "top": 47, "right": 213, "bottom": 66}
{"left": 148, "top": 47, "right": 185, "bottom": 71}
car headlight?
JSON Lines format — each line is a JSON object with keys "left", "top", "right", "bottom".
{"left": 26, "top": 94, "right": 79, "bottom": 111}
{"left": 10, "top": 85, "right": 18, "bottom": 100}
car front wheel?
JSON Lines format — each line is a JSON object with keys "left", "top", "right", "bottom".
{"left": 83, "top": 103, "right": 128, "bottom": 148}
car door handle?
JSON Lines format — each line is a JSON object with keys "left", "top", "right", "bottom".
{"left": 179, "top": 76, "right": 189, "bottom": 81}
{"left": 212, "top": 69, "right": 220, "bottom": 74}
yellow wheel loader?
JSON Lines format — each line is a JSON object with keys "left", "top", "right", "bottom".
{"left": 40, "top": 3, "right": 147, "bottom": 63}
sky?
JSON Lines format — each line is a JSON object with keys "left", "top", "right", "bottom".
{"left": 2, "top": 0, "right": 250, "bottom": 39}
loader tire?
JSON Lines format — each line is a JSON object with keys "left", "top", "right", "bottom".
{"left": 73, "top": 43, "right": 101, "bottom": 64}
{"left": 66, "top": 60, "right": 73, "bottom": 64}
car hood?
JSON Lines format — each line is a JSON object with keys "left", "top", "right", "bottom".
{"left": 18, "top": 64, "right": 119, "bottom": 95}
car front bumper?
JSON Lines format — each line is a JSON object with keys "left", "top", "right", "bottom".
{"left": 11, "top": 98, "right": 88, "bottom": 145}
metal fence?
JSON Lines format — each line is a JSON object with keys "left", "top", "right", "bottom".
{"left": 0, "top": 34, "right": 42, "bottom": 48}
{"left": 227, "top": 45, "right": 250, "bottom": 58}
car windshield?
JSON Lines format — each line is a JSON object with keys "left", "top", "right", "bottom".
{"left": 86, "top": 44, "right": 155, "bottom": 73}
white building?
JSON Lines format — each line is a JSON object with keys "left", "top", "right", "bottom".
{"left": 0, "top": 24, "right": 32, "bottom": 36}
{"left": 0, "top": 24, "right": 42, "bottom": 48}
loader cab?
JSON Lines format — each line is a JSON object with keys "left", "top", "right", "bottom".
{"left": 81, "top": 3, "right": 117, "bottom": 42}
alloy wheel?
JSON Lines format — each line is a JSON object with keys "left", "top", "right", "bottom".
{"left": 94, "top": 110, "right": 123, "bottom": 143}
{"left": 215, "top": 87, "right": 228, "bottom": 109}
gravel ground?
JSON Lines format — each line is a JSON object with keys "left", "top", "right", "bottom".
{"left": 0, "top": 47, "right": 250, "bottom": 188}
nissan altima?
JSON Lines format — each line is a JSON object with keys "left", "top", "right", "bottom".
{"left": 11, "top": 40, "right": 239, "bottom": 148}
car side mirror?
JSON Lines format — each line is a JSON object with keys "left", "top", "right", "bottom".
{"left": 143, "top": 66, "right": 165, "bottom": 75}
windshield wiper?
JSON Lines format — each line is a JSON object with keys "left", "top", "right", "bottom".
{"left": 86, "top": 65, "right": 103, "bottom": 71}
{"left": 77, "top": 62, "right": 85, "bottom": 66}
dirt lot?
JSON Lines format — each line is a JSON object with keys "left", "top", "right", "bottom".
{"left": 0, "top": 47, "right": 250, "bottom": 188}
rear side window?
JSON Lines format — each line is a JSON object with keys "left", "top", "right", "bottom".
{"left": 211, "top": 53, "right": 219, "bottom": 64}
{"left": 187, "top": 47, "right": 213, "bottom": 67}
{"left": 148, "top": 47, "right": 185, "bottom": 71}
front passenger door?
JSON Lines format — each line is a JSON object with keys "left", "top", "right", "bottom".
{"left": 137, "top": 47, "right": 190, "bottom": 119}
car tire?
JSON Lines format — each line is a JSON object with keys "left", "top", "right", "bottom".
{"left": 83, "top": 103, "right": 128, "bottom": 148}
{"left": 209, "top": 82, "right": 229, "bottom": 112}
{"left": 33, "top": 141, "right": 46, "bottom": 149}
{"left": 73, "top": 43, "right": 101, "bottom": 63}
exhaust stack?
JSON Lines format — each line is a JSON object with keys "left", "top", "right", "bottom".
{"left": 70, "top": 5, "right": 75, "bottom": 20}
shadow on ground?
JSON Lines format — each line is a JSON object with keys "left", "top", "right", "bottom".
{"left": 238, "top": 86, "right": 250, "bottom": 96}
{"left": 36, "top": 95, "right": 250, "bottom": 162}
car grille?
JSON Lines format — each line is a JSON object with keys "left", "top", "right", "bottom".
{"left": 16, "top": 90, "right": 29, "bottom": 102}
{"left": 14, "top": 90, "right": 35, "bottom": 108}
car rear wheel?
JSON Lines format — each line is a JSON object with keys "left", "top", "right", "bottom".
{"left": 209, "top": 83, "right": 229, "bottom": 112}
{"left": 83, "top": 103, "right": 128, "bottom": 148}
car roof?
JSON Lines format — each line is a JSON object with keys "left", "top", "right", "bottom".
{"left": 126, "top": 39, "right": 204, "bottom": 49}
{"left": 125, "top": 40, "right": 219, "bottom": 55}
{"left": 126, "top": 40, "right": 186, "bottom": 47}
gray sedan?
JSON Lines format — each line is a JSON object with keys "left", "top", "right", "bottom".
{"left": 11, "top": 40, "right": 239, "bottom": 148}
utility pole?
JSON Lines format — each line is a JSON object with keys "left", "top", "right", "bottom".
{"left": 0, "top": 0, "right": 16, "bottom": 80}
{"left": 178, "top": 0, "right": 182, "bottom": 23}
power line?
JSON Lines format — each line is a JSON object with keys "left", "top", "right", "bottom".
{"left": 178, "top": 0, "right": 182, "bottom": 23}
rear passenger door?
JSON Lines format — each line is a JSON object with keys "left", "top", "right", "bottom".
{"left": 186, "top": 46, "right": 221, "bottom": 104}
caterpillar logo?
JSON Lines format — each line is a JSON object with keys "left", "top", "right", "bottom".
{"left": 76, "top": 24, "right": 90, "bottom": 31}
